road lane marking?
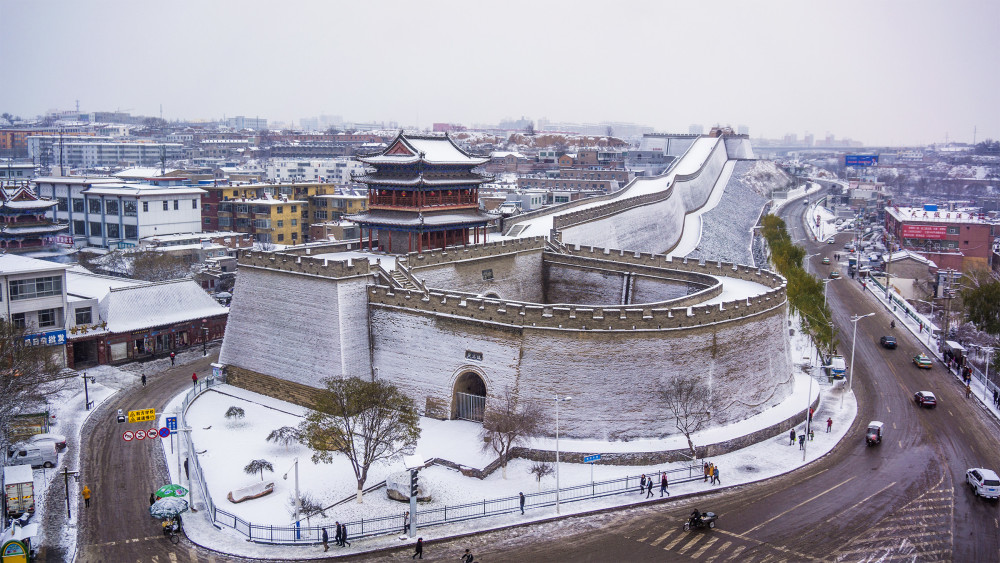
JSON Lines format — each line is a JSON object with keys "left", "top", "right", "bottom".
{"left": 84, "top": 536, "right": 162, "bottom": 548}
{"left": 881, "top": 549, "right": 950, "bottom": 561}
{"left": 677, "top": 534, "right": 705, "bottom": 555}
{"left": 168, "top": 554, "right": 178, "bottom": 563}
{"left": 663, "top": 532, "right": 691, "bottom": 551}
{"left": 702, "top": 540, "right": 731, "bottom": 562}
{"left": 898, "top": 440, "right": 902, "bottom": 448}
{"left": 691, "top": 537, "right": 718, "bottom": 559}
{"left": 958, "top": 426, "right": 965, "bottom": 434}
{"left": 821, "top": 481, "right": 896, "bottom": 526}
{"left": 892, "top": 422, "right": 896, "bottom": 429}
{"left": 948, "top": 410, "right": 954, "bottom": 416}
{"left": 886, "top": 405, "right": 891, "bottom": 413}
{"left": 650, "top": 529, "right": 674, "bottom": 547}
{"left": 724, "top": 545, "right": 747, "bottom": 561}
{"left": 745, "top": 476, "right": 856, "bottom": 533}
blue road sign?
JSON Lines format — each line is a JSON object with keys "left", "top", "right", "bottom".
{"left": 166, "top": 416, "right": 177, "bottom": 431}
{"left": 158, "top": 427, "right": 171, "bottom": 438}
{"left": 583, "top": 454, "right": 601, "bottom": 463}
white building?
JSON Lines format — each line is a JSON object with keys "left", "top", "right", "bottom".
{"left": 265, "top": 158, "right": 366, "bottom": 183}
{"left": 26, "top": 136, "right": 183, "bottom": 168}
{"left": 0, "top": 254, "right": 72, "bottom": 365}
{"left": 0, "top": 163, "right": 37, "bottom": 186}
{"left": 224, "top": 116, "right": 267, "bottom": 130}
{"left": 34, "top": 177, "right": 206, "bottom": 249}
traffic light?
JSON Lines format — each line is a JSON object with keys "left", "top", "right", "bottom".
{"left": 410, "top": 470, "right": 418, "bottom": 497}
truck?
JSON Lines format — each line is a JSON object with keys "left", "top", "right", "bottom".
{"left": 827, "top": 355, "right": 847, "bottom": 379}
{"left": 4, "top": 465, "right": 35, "bottom": 518}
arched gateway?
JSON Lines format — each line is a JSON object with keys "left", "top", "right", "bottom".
{"left": 452, "top": 371, "right": 487, "bottom": 422}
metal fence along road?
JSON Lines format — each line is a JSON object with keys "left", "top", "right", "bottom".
{"left": 178, "top": 378, "right": 707, "bottom": 545}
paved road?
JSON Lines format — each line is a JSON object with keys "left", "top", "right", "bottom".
{"left": 64, "top": 350, "right": 255, "bottom": 563}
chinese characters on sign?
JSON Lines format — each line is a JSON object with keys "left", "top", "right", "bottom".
{"left": 22, "top": 330, "right": 66, "bottom": 347}
{"left": 901, "top": 224, "right": 948, "bottom": 240}
{"left": 127, "top": 408, "right": 157, "bottom": 423}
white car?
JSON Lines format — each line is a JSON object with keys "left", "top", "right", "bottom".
{"left": 27, "top": 433, "right": 67, "bottom": 450}
{"left": 967, "top": 468, "right": 1000, "bottom": 499}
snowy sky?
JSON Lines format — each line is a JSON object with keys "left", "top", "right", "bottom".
{"left": 1, "top": 0, "right": 998, "bottom": 146}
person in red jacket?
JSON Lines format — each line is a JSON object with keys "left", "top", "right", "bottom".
{"left": 192, "top": 372, "right": 198, "bottom": 389}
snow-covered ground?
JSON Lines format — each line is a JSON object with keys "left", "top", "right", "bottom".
{"left": 160, "top": 317, "right": 858, "bottom": 559}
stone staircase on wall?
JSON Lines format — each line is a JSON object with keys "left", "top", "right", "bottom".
{"left": 390, "top": 269, "right": 420, "bottom": 291}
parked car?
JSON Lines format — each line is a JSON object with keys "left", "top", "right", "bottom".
{"left": 27, "top": 433, "right": 67, "bottom": 450}
{"left": 914, "top": 391, "right": 937, "bottom": 408}
{"left": 822, "top": 257, "right": 831, "bottom": 265}
{"left": 913, "top": 354, "right": 933, "bottom": 369}
{"left": 966, "top": 468, "right": 1000, "bottom": 499}
{"left": 879, "top": 336, "right": 897, "bottom": 349}
{"left": 6, "top": 442, "right": 58, "bottom": 468}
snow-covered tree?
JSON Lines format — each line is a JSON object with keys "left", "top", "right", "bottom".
{"left": 225, "top": 406, "right": 246, "bottom": 419}
{"left": 243, "top": 459, "right": 274, "bottom": 481}
{"left": 660, "top": 373, "right": 712, "bottom": 459}
{"left": 480, "top": 388, "right": 546, "bottom": 479}
{"left": 266, "top": 426, "right": 301, "bottom": 450}
{"left": 299, "top": 377, "right": 420, "bottom": 503}
{"left": 0, "top": 320, "right": 69, "bottom": 450}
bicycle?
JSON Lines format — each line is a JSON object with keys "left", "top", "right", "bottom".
{"left": 162, "top": 520, "right": 181, "bottom": 545}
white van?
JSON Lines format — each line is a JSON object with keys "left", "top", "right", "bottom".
{"left": 6, "top": 442, "right": 58, "bottom": 468}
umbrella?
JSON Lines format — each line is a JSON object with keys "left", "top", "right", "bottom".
{"left": 155, "top": 484, "right": 189, "bottom": 498}
{"left": 150, "top": 497, "right": 189, "bottom": 519}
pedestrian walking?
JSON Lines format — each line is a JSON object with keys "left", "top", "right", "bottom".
{"left": 809, "top": 429, "right": 815, "bottom": 441}
{"left": 966, "top": 383, "right": 972, "bottom": 398}
{"left": 660, "top": 473, "right": 669, "bottom": 497}
{"left": 412, "top": 537, "right": 423, "bottom": 559}
{"left": 994, "top": 389, "right": 999, "bottom": 408}
{"left": 789, "top": 428, "right": 796, "bottom": 445}
{"left": 141, "top": 374, "right": 146, "bottom": 387}
{"left": 712, "top": 466, "right": 720, "bottom": 485}
{"left": 403, "top": 511, "right": 409, "bottom": 534}
{"left": 462, "top": 548, "right": 475, "bottom": 563}
{"left": 704, "top": 461, "right": 710, "bottom": 480}
{"left": 322, "top": 527, "right": 329, "bottom": 552}
{"left": 826, "top": 417, "right": 833, "bottom": 433}
{"left": 82, "top": 485, "right": 91, "bottom": 507}
{"left": 646, "top": 478, "right": 653, "bottom": 498}
{"left": 799, "top": 434, "right": 806, "bottom": 450}
{"left": 191, "top": 372, "right": 198, "bottom": 389}
{"left": 519, "top": 492, "right": 525, "bottom": 514}
{"left": 335, "top": 522, "right": 342, "bottom": 546}
{"left": 639, "top": 474, "right": 646, "bottom": 494}
{"left": 170, "top": 351, "right": 175, "bottom": 366}
{"left": 708, "top": 462, "right": 714, "bottom": 482}
{"left": 184, "top": 458, "right": 189, "bottom": 480}
{"left": 341, "top": 523, "right": 350, "bottom": 547}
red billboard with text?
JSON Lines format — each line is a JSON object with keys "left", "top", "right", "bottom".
{"left": 902, "top": 224, "right": 948, "bottom": 240}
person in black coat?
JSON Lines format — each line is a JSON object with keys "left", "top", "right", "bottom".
{"left": 340, "top": 523, "right": 350, "bottom": 547}
{"left": 519, "top": 492, "right": 525, "bottom": 514}
{"left": 412, "top": 537, "right": 423, "bottom": 559}
{"left": 335, "top": 522, "right": 342, "bottom": 546}
{"left": 322, "top": 527, "right": 329, "bottom": 552}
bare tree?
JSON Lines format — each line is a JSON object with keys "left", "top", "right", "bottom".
{"left": 131, "top": 250, "right": 190, "bottom": 281}
{"left": 480, "top": 388, "right": 547, "bottom": 479}
{"left": 0, "top": 320, "right": 71, "bottom": 450}
{"left": 299, "top": 377, "right": 421, "bottom": 503}
{"left": 529, "top": 461, "right": 553, "bottom": 491}
{"left": 660, "top": 373, "right": 712, "bottom": 459}
{"left": 266, "top": 426, "right": 302, "bottom": 451}
{"left": 225, "top": 406, "right": 246, "bottom": 419}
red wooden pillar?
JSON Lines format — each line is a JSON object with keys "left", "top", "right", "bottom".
{"left": 408, "top": 232, "right": 412, "bottom": 253}
{"left": 359, "top": 227, "right": 363, "bottom": 250}
{"left": 418, "top": 231, "right": 422, "bottom": 253}
{"left": 368, "top": 228, "right": 373, "bottom": 251}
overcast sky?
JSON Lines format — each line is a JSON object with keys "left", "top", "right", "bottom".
{"left": 1, "top": 0, "right": 997, "bottom": 146}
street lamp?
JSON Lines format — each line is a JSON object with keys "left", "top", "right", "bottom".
{"left": 842, "top": 313, "right": 875, "bottom": 408}
{"left": 552, "top": 396, "right": 572, "bottom": 514}
{"left": 283, "top": 458, "right": 301, "bottom": 537}
{"left": 821, "top": 278, "right": 837, "bottom": 309}
{"left": 80, "top": 372, "right": 95, "bottom": 410}
{"left": 201, "top": 319, "right": 208, "bottom": 356}
{"left": 804, "top": 253, "right": 818, "bottom": 275}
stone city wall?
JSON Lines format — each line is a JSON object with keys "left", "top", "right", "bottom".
{"left": 238, "top": 249, "right": 371, "bottom": 280}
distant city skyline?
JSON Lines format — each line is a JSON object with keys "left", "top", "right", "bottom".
{"left": 1, "top": 0, "right": 997, "bottom": 147}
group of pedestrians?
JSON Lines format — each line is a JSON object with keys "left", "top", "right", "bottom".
{"left": 637, "top": 473, "right": 671, "bottom": 498}
{"left": 702, "top": 462, "right": 720, "bottom": 485}
{"left": 321, "top": 522, "right": 350, "bottom": 551}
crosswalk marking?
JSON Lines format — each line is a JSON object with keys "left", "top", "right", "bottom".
{"left": 650, "top": 529, "right": 675, "bottom": 547}
{"left": 690, "top": 537, "right": 718, "bottom": 559}
{"left": 702, "top": 540, "right": 731, "bottom": 563}
{"left": 724, "top": 545, "right": 746, "bottom": 560}
{"left": 663, "top": 532, "right": 691, "bottom": 551}
{"left": 168, "top": 553, "right": 178, "bottom": 563}
{"left": 677, "top": 534, "right": 706, "bottom": 555}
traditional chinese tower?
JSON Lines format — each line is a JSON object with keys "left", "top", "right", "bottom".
{"left": 347, "top": 133, "right": 496, "bottom": 254}
{"left": 0, "top": 186, "right": 67, "bottom": 252}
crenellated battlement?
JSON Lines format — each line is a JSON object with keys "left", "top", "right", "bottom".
{"left": 402, "top": 236, "right": 547, "bottom": 268}
{"left": 238, "top": 249, "right": 372, "bottom": 279}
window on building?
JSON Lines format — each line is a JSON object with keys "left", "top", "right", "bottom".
{"left": 88, "top": 199, "right": 101, "bottom": 214}
{"left": 11, "top": 313, "right": 25, "bottom": 328}
{"left": 291, "top": 219, "right": 297, "bottom": 226}
{"left": 277, "top": 234, "right": 285, "bottom": 241}
{"left": 9, "top": 276, "right": 63, "bottom": 300}
{"left": 105, "top": 200, "right": 119, "bottom": 215}
{"left": 123, "top": 201, "right": 137, "bottom": 216}
{"left": 291, "top": 232, "right": 297, "bottom": 241}
{"left": 73, "top": 220, "right": 86, "bottom": 235}
{"left": 72, "top": 199, "right": 84, "bottom": 213}
{"left": 57, "top": 198, "right": 68, "bottom": 211}
{"left": 37, "top": 308, "right": 56, "bottom": 328}
{"left": 276, "top": 206, "right": 283, "bottom": 213}
{"left": 124, "top": 224, "right": 137, "bottom": 239}
{"left": 142, "top": 201, "right": 149, "bottom": 212}
{"left": 204, "top": 218, "right": 211, "bottom": 224}
{"left": 163, "top": 201, "right": 169, "bottom": 211}
{"left": 947, "top": 226, "right": 959, "bottom": 235}
{"left": 233, "top": 190, "right": 239, "bottom": 197}
{"left": 277, "top": 220, "right": 284, "bottom": 227}
{"left": 291, "top": 205, "right": 297, "bottom": 212}
{"left": 173, "top": 200, "right": 179, "bottom": 210}
{"left": 192, "top": 199, "right": 198, "bottom": 209}
{"left": 107, "top": 224, "right": 120, "bottom": 238}
{"left": 90, "top": 222, "right": 102, "bottom": 236}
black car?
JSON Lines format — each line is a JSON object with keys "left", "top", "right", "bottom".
{"left": 879, "top": 336, "right": 897, "bottom": 349}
